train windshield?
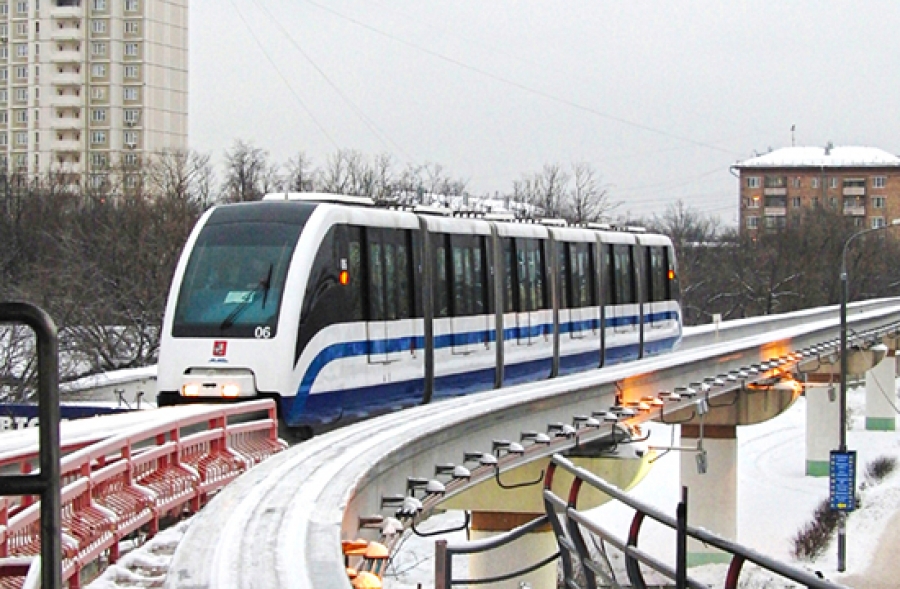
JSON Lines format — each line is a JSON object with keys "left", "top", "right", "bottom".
{"left": 172, "top": 221, "right": 302, "bottom": 338}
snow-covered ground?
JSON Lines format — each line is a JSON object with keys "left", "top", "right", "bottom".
{"left": 87, "top": 382, "right": 900, "bottom": 588}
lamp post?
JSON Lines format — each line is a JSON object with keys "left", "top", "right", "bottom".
{"left": 836, "top": 217, "right": 900, "bottom": 572}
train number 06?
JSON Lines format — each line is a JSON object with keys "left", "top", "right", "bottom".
{"left": 254, "top": 326, "right": 272, "bottom": 339}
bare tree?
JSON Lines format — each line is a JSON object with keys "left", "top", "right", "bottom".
{"left": 284, "top": 151, "right": 317, "bottom": 193}
{"left": 148, "top": 150, "right": 215, "bottom": 210}
{"left": 221, "top": 140, "right": 279, "bottom": 202}
{"left": 566, "top": 162, "right": 615, "bottom": 223}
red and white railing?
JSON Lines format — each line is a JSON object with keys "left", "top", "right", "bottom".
{"left": 0, "top": 400, "right": 286, "bottom": 589}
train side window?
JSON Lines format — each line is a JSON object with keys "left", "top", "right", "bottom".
{"left": 451, "top": 236, "right": 472, "bottom": 316}
{"left": 502, "top": 238, "right": 515, "bottom": 313}
{"left": 394, "top": 231, "right": 413, "bottom": 319}
{"left": 473, "top": 236, "right": 487, "bottom": 315}
{"left": 637, "top": 246, "right": 649, "bottom": 304}
{"left": 649, "top": 246, "right": 667, "bottom": 302}
{"left": 558, "top": 242, "right": 569, "bottom": 310}
{"left": 384, "top": 239, "right": 399, "bottom": 320}
{"left": 603, "top": 244, "right": 614, "bottom": 306}
{"left": 450, "top": 234, "right": 488, "bottom": 317}
{"left": 534, "top": 240, "right": 546, "bottom": 310}
{"left": 367, "top": 232, "right": 385, "bottom": 321}
{"left": 572, "top": 242, "right": 593, "bottom": 308}
{"left": 432, "top": 233, "right": 450, "bottom": 318}
{"left": 613, "top": 244, "right": 634, "bottom": 305}
{"left": 345, "top": 226, "right": 364, "bottom": 321}
{"left": 411, "top": 230, "right": 423, "bottom": 318}
{"left": 516, "top": 239, "right": 529, "bottom": 311}
{"left": 516, "top": 238, "right": 545, "bottom": 312}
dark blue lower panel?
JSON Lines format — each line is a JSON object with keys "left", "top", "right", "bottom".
{"left": 559, "top": 349, "right": 601, "bottom": 376}
{"left": 284, "top": 335, "right": 681, "bottom": 428}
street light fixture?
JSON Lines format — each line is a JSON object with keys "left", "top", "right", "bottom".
{"left": 836, "top": 217, "right": 900, "bottom": 572}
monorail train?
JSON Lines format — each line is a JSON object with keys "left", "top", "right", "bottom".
{"left": 156, "top": 193, "right": 682, "bottom": 437}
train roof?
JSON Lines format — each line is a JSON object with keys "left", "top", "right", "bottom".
{"left": 257, "top": 192, "right": 660, "bottom": 238}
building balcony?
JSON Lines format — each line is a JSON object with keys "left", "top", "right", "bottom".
{"left": 764, "top": 187, "right": 787, "bottom": 196}
{"left": 52, "top": 73, "right": 84, "bottom": 85}
{"left": 843, "top": 186, "right": 866, "bottom": 196}
{"left": 49, "top": 94, "right": 84, "bottom": 107}
{"left": 50, "top": 50, "right": 84, "bottom": 63}
{"left": 53, "top": 139, "right": 84, "bottom": 152}
{"left": 843, "top": 205, "right": 866, "bottom": 216}
{"left": 50, "top": 5, "right": 84, "bottom": 18}
{"left": 50, "top": 28, "right": 84, "bottom": 41}
{"left": 764, "top": 207, "right": 786, "bottom": 216}
{"left": 51, "top": 119, "right": 82, "bottom": 131}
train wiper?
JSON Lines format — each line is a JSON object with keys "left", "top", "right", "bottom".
{"left": 220, "top": 264, "right": 273, "bottom": 330}
{"left": 260, "top": 263, "right": 273, "bottom": 308}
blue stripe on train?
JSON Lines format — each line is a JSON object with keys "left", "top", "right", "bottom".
{"left": 285, "top": 314, "right": 680, "bottom": 427}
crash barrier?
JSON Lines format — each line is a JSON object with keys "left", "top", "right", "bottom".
{"left": 543, "top": 454, "right": 847, "bottom": 589}
{"left": 0, "top": 399, "right": 287, "bottom": 589}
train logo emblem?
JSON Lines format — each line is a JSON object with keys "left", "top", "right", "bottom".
{"left": 212, "top": 341, "right": 227, "bottom": 357}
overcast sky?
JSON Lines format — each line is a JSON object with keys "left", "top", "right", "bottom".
{"left": 188, "top": 1, "right": 900, "bottom": 224}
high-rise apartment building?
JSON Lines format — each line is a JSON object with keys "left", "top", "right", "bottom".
{"left": 732, "top": 145, "right": 900, "bottom": 235}
{"left": 0, "top": 0, "right": 187, "bottom": 186}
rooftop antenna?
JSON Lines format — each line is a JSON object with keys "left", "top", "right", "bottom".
{"left": 791, "top": 124, "right": 795, "bottom": 147}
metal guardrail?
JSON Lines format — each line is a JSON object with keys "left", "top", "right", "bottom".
{"left": 0, "top": 302, "right": 62, "bottom": 589}
{"left": 544, "top": 454, "right": 849, "bottom": 589}
{"left": 0, "top": 394, "right": 286, "bottom": 588}
{"left": 434, "top": 515, "right": 557, "bottom": 588}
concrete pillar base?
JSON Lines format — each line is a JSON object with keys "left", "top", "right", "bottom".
{"left": 866, "top": 417, "right": 896, "bottom": 431}
{"left": 468, "top": 512, "right": 556, "bottom": 589}
{"left": 866, "top": 354, "right": 897, "bottom": 431}
{"left": 804, "top": 380, "right": 841, "bottom": 477}
{"left": 681, "top": 424, "right": 737, "bottom": 566}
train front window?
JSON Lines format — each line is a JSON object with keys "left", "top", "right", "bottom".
{"left": 172, "top": 221, "right": 301, "bottom": 338}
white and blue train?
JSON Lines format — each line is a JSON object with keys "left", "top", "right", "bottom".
{"left": 156, "top": 193, "right": 682, "bottom": 437}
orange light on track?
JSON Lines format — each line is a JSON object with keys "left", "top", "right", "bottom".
{"left": 668, "top": 269, "right": 676, "bottom": 280}
{"left": 340, "top": 270, "right": 350, "bottom": 285}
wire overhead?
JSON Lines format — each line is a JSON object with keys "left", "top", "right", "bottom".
{"left": 253, "top": 0, "right": 414, "bottom": 163}
{"left": 227, "top": 0, "right": 340, "bottom": 151}
{"left": 299, "top": 0, "right": 741, "bottom": 157}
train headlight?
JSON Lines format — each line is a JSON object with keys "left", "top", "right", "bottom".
{"left": 222, "top": 383, "right": 241, "bottom": 398}
{"left": 183, "top": 383, "right": 200, "bottom": 397}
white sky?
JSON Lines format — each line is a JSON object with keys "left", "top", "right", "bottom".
{"left": 188, "top": 1, "right": 900, "bottom": 224}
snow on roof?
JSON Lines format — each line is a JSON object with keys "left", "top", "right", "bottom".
{"left": 61, "top": 365, "right": 157, "bottom": 392}
{"left": 734, "top": 146, "right": 900, "bottom": 169}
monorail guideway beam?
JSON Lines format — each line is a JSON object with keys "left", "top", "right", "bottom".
{"left": 165, "top": 300, "right": 900, "bottom": 588}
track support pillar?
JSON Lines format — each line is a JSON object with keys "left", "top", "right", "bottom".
{"left": 865, "top": 351, "right": 897, "bottom": 431}
{"left": 803, "top": 377, "right": 842, "bottom": 476}
{"left": 680, "top": 424, "right": 736, "bottom": 566}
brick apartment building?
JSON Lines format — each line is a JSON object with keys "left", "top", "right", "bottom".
{"left": 732, "top": 145, "right": 900, "bottom": 235}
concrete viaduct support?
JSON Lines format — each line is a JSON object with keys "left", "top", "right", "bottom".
{"left": 680, "top": 424, "right": 737, "bottom": 565}
{"left": 866, "top": 350, "right": 897, "bottom": 431}
{"left": 801, "top": 343, "right": 890, "bottom": 475}
{"left": 803, "top": 374, "right": 842, "bottom": 476}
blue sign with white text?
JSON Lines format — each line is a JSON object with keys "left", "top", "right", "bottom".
{"left": 829, "top": 450, "right": 857, "bottom": 512}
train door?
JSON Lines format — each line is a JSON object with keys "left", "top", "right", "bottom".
{"left": 605, "top": 242, "right": 640, "bottom": 363}
{"left": 557, "top": 242, "right": 574, "bottom": 340}
{"left": 612, "top": 244, "right": 635, "bottom": 336}
{"left": 569, "top": 242, "right": 596, "bottom": 340}
{"left": 365, "top": 228, "right": 408, "bottom": 365}
{"left": 645, "top": 246, "right": 668, "bottom": 330}
{"left": 516, "top": 238, "right": 545, "bottom": 346}
{"left": 449, "top": 235, "right": 489, "bottom": 356}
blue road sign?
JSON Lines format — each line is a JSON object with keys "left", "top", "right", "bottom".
{"left": 829, "top": 450, "right": 857, "bottom": 512}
